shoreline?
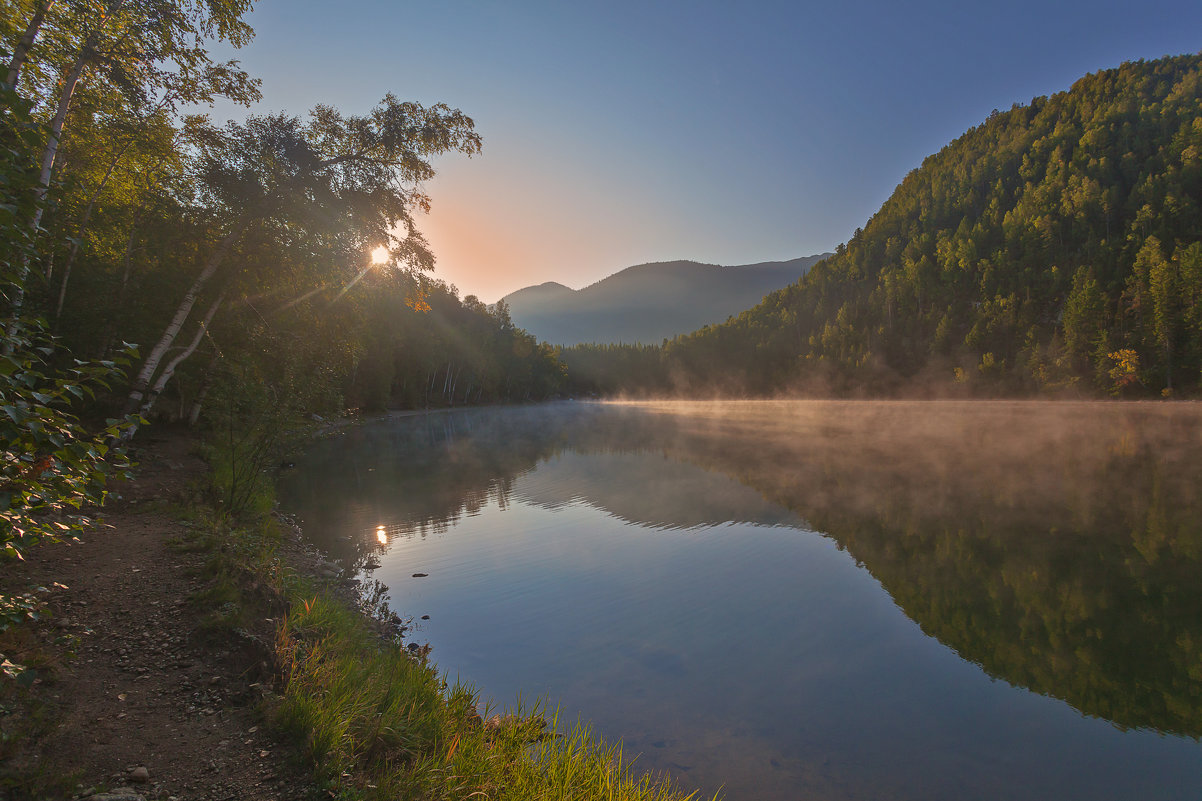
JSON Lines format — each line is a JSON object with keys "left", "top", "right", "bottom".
{"left": 0, "top": 429, "right": 320, "bottom": 800}
{"left": 0, "top": 422, "right": 707, "bottom": 801}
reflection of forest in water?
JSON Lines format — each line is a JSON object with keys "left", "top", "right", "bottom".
{"left": 281, "top": 400, "right": 1202, "bottom": 739}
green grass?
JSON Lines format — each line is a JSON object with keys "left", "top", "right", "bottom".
{"left": 191, "top": 517, "right": 711, "bottom": 800}
{"left": 193, "top": 428, "right": 714, "bottom": 800}
{"left": 271, "top": 587, "right": 709, "bottom": 800}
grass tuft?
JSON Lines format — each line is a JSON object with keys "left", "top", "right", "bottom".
{"left": 193, "top": 431, "right": 713, "bottom": 801}
{"left": 266, "top": 579, "right": 712, "bottom": 799}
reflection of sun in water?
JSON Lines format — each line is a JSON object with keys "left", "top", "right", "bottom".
{"left": 376, "top": 524, "right": 387, "bottom": 545}
{"left": 370, "top": 246, "right": 389, "bottom": 265}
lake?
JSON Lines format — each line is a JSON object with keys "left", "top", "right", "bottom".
{"left": 278, "top": 400, "right": 1202, "bottom": 800}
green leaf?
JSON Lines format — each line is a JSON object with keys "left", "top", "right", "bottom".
{"left": 15, "top": 665, "right": 37, "bottom": 688}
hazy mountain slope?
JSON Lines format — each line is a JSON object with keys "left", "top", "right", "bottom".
{"left": 502, "top": 281, "right": 575, "bottom": 309}
{"left": 663, "top": 54, "right": 1202, "bottom": 397}
{"left": 500, "top": 255, "right": 829, "bottom": 345}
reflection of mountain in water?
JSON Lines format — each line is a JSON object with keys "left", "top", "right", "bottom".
{"left": 281, "top": 404, "right": 804, "bottom": 567}
{"left": 629, "top": 401, "right": 1202, "bottom": 739}
{"left": 281, "top": 401, "right": 1202, "bottom": 739}
{"left": 512, "top": 451, "right": 803, "bottom": 531}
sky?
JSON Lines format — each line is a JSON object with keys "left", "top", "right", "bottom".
{"left": 207, "top": 0, "right": 1202, "bottom": 302}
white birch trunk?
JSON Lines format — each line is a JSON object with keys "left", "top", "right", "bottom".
{"left": 186, "top": 350, "right": 223, "bottom": 426}
{"left": 124, "top": 220, "right": 247, "bottom": 414}
{"left": 5, "top": 48, "right": 88, "bottom": 332}
{"left": 4, "top": 0, "right": 53, "bottom": 90}
{"left": 33, "top": 49, "right": 89, "bottom": 214}
{"left": 138, "top": 290, "right": 226, "bottom": 417}
{"left": 11, "top": 1, "right": 121, "bottom": 318}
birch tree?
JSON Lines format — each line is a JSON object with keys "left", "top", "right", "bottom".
{"left": 1, "top": 0, "right": 258, "bottom": 317}
{"left": 122, "top": 96, "right": 482, "bottom": 418}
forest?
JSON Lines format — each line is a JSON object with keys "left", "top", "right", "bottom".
{"left": 0, "top": 0, "right": 570, "bottom": 570}
{"left": 0, "top": 0, "right": 562, "bottom": 434}
{"left": 565, "top": 55, "right": 1202, "bottom": 399}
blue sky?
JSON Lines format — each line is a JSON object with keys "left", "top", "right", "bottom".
{"left": 212, "top": 0, "right": 1202, "bottom": 301}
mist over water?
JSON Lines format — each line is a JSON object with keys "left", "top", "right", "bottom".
{"left": 280, "top": 400, "right": 1202, "bottom": 801}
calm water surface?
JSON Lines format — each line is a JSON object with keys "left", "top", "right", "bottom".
{"left": 279, "top": 400, "right": 1202, "bottom": 801}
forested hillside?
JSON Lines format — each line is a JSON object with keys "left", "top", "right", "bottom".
{"left": 662, "top": 55, "right": 1202, "bottom": 397}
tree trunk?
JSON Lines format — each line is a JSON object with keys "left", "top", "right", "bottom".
{"left": 138, "top": 289, "right": 226, "bottom": 417}
{"left": 10, "top": 0, "right": 125, "bottom": 321}
{"left": 32, "top": 47, "right": 90, "bottom": 216}
{"left": 187, "top": 350, "right": 222, "bottom": 426}
{"left": 4, "top": 0, "right": 54, "bottom": 90}
{"left": 124, "top": 218, "right": 248, "bottom": 414}
{"left": 4, "top": 47, "right": 89, "bottom": 336}
{"left": 1165, "top": 339, "right": 1173, "bottom": 392}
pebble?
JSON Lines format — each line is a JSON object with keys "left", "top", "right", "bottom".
{"left": 90, "top": 790, "right": 145, "bottom": 801}
{"left": 129, "top": 766, "right": 150, "bottom": 782}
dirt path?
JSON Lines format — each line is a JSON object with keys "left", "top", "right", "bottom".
{"left": 0, "top": 430, "right": 318, "bottom": 801}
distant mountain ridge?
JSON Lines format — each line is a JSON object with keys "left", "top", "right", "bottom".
{"left": 500, "top": 255, "right": 830, "bottom": 345}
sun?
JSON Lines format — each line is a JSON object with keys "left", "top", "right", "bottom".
{"left": 370, "top": 246, "right": 389, "bottom": 265}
